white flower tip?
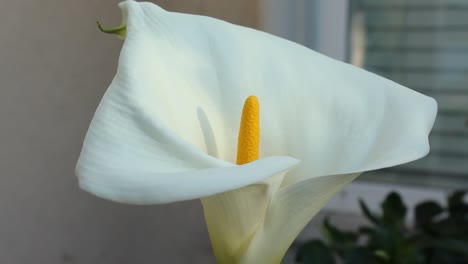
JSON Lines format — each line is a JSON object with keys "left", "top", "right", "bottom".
{"left": 427, "top": 96, "right": 438, "bottom": 131}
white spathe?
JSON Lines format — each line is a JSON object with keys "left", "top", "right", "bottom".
{"left": 75, "top": 1, "right": 437, "bottom": 263}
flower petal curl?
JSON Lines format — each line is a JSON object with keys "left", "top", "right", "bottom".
{"left": 95, "top": 1, "right": 438, "bottom": 187}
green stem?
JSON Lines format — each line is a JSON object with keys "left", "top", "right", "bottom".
{"left": 96, "top": 21, "right": 126, "bottom": 37}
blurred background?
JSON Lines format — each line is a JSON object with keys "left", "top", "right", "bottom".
{"left": 0, "top": 0, "right": 466, "bottom": 263}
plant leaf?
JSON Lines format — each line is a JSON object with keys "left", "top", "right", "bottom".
{"left": 374, "top": 249, "right": 390, "bottom": 262}
{"left": 322, "top": 218, "right": 358, "bottom": 256}
{"left": 381, "top": 192, "right": 407, "bottom": 225}
{"left": 448, "top": 190, "right": 468, "bottom": 220}
{"left": 345, "top": 247, "right": 378, "bottom": 264}
{"left": 414, "top": 201, "right": 443, "bottom": 228}
{"left": 369, "top": 225, "right": 403, "bottom": 256}
{"left": 359, "top": 199, "right": 381, "bottom": 225}
{"left": 296, "top": 240, "right": 336, "bottom": 264}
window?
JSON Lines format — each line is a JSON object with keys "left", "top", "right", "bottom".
{"left": 348, "top": 0, "right": 468, "bottom": 188}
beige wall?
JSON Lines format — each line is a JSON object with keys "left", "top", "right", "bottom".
{"left": 0, "top": 0, "right": 256, "bottom": 263}
{"left": 157, "top": 0, "right": 259, "bottom": 28}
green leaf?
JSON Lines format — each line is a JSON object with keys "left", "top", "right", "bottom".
{"left": 345, "top": 247, "right": 378, "bottom": 264}
{"left": 405, "top": 233, "right": 438, "bottom": 250}
{"left": 381, "top": 192, "right": 407, "bottom": 225}
{"left": 414, "top": 201, "right": 443, "bottom": 228}
{"left": 374, "top": 250, "right": 390, "bottom": 262}
{"left": 358, "top": 226, "right": 375, "bottom": 236}
{"left": 359, "top": 199, "right": 381, "bottom": 225}
{"left": 430, "top": 247, "right": 468, "bottom": 264}
{"left": 296, "top": 240, "right": 336, "bottom": 264}
{"left": 321, "top": 218, "right": 358, "bottom": 254}
{"left": 429, "top": 217, "right": 468, "bottom": 238}
{"left": 448, "top": 190, "right": 466, "bottom": 208}
{"left": 448, "top": 190, "right": 468, "bottom": 220}
{"left": 322, "top": 218, "right": 356, "bottom": 241}
{"left": 433, "top": 239, "right": 468, "bottom": 256}
{"left": 368, "top": 225, "right": 403, "bottom": 256}
{"left": 398, "top": 247, "right": 426, "bottom": 264}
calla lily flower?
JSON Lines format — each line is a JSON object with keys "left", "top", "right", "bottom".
{"left": 76, "top": 1, "right": 437, "bottom": 263}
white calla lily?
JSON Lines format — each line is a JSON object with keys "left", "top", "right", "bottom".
{"left": 76, "top": 1, "right": 437, "bottom": 263}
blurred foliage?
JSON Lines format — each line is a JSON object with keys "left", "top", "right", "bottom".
{"left": 296, "top": 191, "right": 468, "bottom": 264}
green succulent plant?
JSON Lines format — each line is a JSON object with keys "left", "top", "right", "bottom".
{"left": 296, "top": 191, "right": 468, "bottom": 264}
